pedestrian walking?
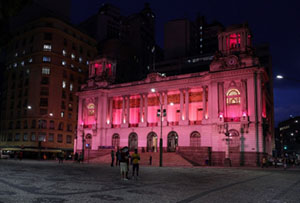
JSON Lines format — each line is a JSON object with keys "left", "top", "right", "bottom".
{"left": 131, "top": 149, "right": 140, "bottom": 179}
{"left": 111, "top": 150, "right": 115, "bottom": 167}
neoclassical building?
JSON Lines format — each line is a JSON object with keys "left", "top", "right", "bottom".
{"left": 75, "top": 24, "right": 274, "bottom": 166}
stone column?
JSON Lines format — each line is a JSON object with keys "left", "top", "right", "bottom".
{"left": 185, "top": 88, "right": 189, "bottom": 122}
{"left": 109, "top": 97, "right": 113, "bottom": 126}
{"left": 218, "top": 82, "right": 224, "bottom": 115}
{"left": 202, "top": 86, "right": 207, "bottom": 120}
{"left": 122, "top": 96, "right": 125, "bottom": 124}
{"left": 144, "top": 94, "right": 148, "bottom": 124}
{"left": 127, "top": 96, "right": 130, "bottom": 124}
{"left": 180, "top": 89, "right": 184, "bottom": 120}
{"left": 139, "top": 94, "right": 143, "bottom": 122}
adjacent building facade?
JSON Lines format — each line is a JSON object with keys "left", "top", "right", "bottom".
{"left": 75, "top": 24, "right": 274, "bottom": 166}
{"left": 0, "top": 17, "right": 97, "bottom": 157}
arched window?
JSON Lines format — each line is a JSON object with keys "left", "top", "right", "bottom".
{"left": 112, "top": 134, "right": 120, "bottom": 148}
{"left": 226, "top": 89, "right": 241, "bottom": 105}
{"left": 190, "top": 131, "right": 201, "bottom": 147}
{"left": 229, "top": 129, "right": 240, "bottom": 148}
{"left": 87, "top": 103, "right": 95, "bottom": 116}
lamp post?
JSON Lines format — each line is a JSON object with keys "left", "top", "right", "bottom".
{"left": 224, "top": 123, "right": 231, "bottom": 167}
{"left": 151, "top": 88, "right": 165, "bottom": 167}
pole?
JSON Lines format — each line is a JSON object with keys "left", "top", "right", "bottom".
{"left": 82, "top": 132, "right": 85, "bottom": 162}
{"left": 160, "top": 103, "right": 163, "bottom": 167}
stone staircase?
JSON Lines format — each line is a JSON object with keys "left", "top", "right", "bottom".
{"left": 88, "top": 151, "right": 193, "bottom": 167}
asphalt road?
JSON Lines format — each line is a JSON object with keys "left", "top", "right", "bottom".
{"left": 0, "top": 159, "right": 299, "bottom": 203}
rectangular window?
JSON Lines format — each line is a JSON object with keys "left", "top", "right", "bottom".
{"left": 42, "top": 67, "right": 50, "bottom": 75}
{"left": 31, "top": 120, "right": 36, "bottom": 128}
{"left": 28, "top": 58, "right": 33, "bottom": 63}
{"left": 48, "top": 133, "right": 54, "bottom": 142}
{"left": 43, "top": 44, "right": 52, "bottom": 51}
{"left": 70, "top": 83, "right": 73, "bottom": 91}
{"left": 61, "top": 112, "right": 64, "bottom": 118}
{"left": 31, "top": 132, "right": 36, "bottom": 141}
{"left": 38, "top": 132, "right": 46, "bottom": 142}
{"left": 43, "top": 56, "right": 51, "bottom": 62}
{"left": 7, "top": 133, "right": 13, "bottom": 141}
{"left": 62, "top": 61, "right": 66, "bottom": 66}
{"left": 40, "top": 87, "right": 49, "bottom": 96}
{"left": 71, "top": 53, "right": 75, "bottom": 59}
{"left": 41, "top": 77, "right": 49, "bottom": 85}
{"left": 67, "top": 124, "right": 72, "bottom": 132}
{"left": 66, "top": 135, "right": 72, "bottom": 144}
{"left": 23, "top": 133, "right": 28, "bottom": 141}
{"left": 40, "top": 108, "right": 48, "bottom": 115}
{"left": 40, "top": 98, "right": 48, "bottom": 107}
{"left": 49, "top": 120, "right": 55, "bottom": 129}
{"left": 57, "top": 134, "right": 63, "bottom": 143}
{"left": 62, "top": 50, "right": 67, "bottom": 56}
{"left": 15, "top": 133, "right": 20, "bottom": 141}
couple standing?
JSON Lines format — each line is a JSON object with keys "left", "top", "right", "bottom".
{"left": 120, "top": 149, "right": 140, "bottom": 180}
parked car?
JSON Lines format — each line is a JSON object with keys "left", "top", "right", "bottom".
{"left": 0, "top": 150, "right": 10, "bottom": 159}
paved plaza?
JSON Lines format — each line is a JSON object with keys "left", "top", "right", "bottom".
{"left": 0, "top": 160, "right": 300, "bottom": 203}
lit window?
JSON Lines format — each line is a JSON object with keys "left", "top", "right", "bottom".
{"left": 42, "top": 67, "right": 50, "bottom": 75}
{"left": 43, "top": 44, "right": 52, "bottom": 51}
{"left": 200, "top": 38, "right": 203, "bottom": 41}
{"left": 62, "top": 50, "right": 67, "bottom": 56}
{"left": 43, "top": 56, "right": 51, "bottom": 62}
{"left": 28, "top": 58, "right": 33, "bottom": 63}
{"left": 70, "top": 83, "right": 73, "bottom": 91}
{"left": 26, "top": 69, "right": 30, "bottom": 74}
{"left": 61, "top": 112, "right": 64, "bottom": 118}
{"left": 62, "top": 61, "right": 66, "bottom": 66}
{"left": 200, "top": 26, "right": 203, "bottom": 30}
{"left": 78, "top": 68, "right": 82, "bottom": 72}
{"left": 71, "top": 53, "right": 75, "bottom": 59}
{"left": 71, "top": 64, "right": 74, "bottom": 69}
{"left": 87, "top": 103, "right": 95, "bottom": 116}
{"left": 86, "top": 61, "right": 89, "bottom": 65}
{"left": 200, "top": 44, "right": 203, "bottom": 48}
{"left": 226, "top": 89, "right": 241, "bottom": 105}
{"left": 62, "top": 81, "right": 66, "bottom": 88}
{"left": 79, "top": 57, "right": 82, "bottom": 63}
{"left": 15, "top": 52, "right": 18, "bottom": 57}
{"left": 13, "top": 63, "right": 17, "bottom": 68}
{"left": 21, "top": 61, "right": 25, "bottom": 66}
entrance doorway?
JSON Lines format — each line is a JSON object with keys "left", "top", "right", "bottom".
{"left": 167, "top": 131, "right": 178, "bottom": 152}
{"left": 147, "top": 132, "right": 158, "bottom": 152}
{"left": 128, "top": 133, "right": 138, "bottom": 151}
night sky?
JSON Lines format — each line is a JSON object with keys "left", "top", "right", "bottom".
{"left": 71, "top": 0, "right": 300, "bottom": 126}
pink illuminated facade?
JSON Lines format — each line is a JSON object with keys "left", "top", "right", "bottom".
{"left": 75, "top": 24, "right": 274, "bottom": 166}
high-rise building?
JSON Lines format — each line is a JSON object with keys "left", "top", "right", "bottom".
{"left": 0, "top": 17, "right": 97, "bottom": 158}
{"left": 159, "top": 16, "right": 223, "bottom": 76}
{"left": 277, "top": 116, "right": 300, "bottom": 157}
{"left": 80, "top": 3, "right": 156, "bottom": 82}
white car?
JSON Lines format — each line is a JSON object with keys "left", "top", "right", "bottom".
{"left": 0, "top": 150, "right": 10, "bottom": 159}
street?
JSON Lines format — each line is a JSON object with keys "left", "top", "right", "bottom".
{"left": 0, "top": 160, "right": 299, "bottom": 203}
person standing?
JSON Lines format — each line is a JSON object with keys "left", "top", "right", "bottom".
{"left": 111, "top": 150, "right": 115, "bottom": 167}
{"left": 120, "top": 149, "right": 128, "bottom": 180}
{"left": 131, "top": 149, "right": 140, "bottom": 179}
{"left": 116, "top": 149, "right": 120, "bottom": 166}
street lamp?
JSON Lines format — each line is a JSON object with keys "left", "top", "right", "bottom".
{"left": 151, "top": 88, "right": 165, "bottom": 167}
{"left": 224, "top": 123, "right": 232, "bottom": 167}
